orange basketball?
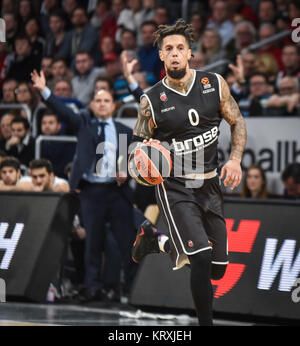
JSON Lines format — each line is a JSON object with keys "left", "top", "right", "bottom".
{"left": 128, "top": 141, "right": 172, "bottom": 186}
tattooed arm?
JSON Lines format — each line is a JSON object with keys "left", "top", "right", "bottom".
{"left": 218, "top": 74, "right": 247, "bottom": 190}
{"left": 133, "top": 96, "right": 155, "bottom": 140}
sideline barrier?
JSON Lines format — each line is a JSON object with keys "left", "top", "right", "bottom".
{"left": 130, "top": 198, "right": 300, "bottom": 321}
{"left": 0, "top": 192, "right": 78, "bottom": 302}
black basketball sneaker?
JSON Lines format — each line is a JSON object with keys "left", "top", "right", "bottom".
{"left": 132, "top": 220, "right": 161, "bottom": 263}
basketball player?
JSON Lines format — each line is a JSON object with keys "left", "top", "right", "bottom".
{"left": 131, "top": 19, "right": 247, "bottom": 326}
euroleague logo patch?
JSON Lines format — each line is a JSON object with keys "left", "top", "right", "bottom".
{"left": 201, "top": 77, "right": 210, "bottom": 85}
{"left": 201, "top": 77, "right": 215, "bottom": 94}
{"left": 160, "top": 91, "right": 168, "bottom": 102}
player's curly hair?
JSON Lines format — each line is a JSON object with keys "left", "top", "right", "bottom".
{"left": 153, "top": 18, "right": 194, "bottom": 49}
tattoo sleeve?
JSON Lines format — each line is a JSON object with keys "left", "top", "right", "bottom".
{"left": 133, "top": 96, "right": 155, "bottom": 140}
{"left": 219, "top": 75, "right": 247, "bottom": 162}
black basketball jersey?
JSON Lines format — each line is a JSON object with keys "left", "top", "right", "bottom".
{"left": 143, "top": 70, "right": 223, "bottom": 175}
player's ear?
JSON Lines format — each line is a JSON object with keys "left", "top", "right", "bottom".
{"left": 158, "top": 49, "right": 164, "bottom": 62}
{"left": 187, "top": 48, "right": 192, "bottom": 61}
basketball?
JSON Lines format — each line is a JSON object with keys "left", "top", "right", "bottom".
{"left": 128, "top": 140, "right": 172, "bottom": 186}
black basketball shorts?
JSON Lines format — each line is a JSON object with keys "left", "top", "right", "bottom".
{"left": 155, "top": 175, "right": 228, "bottom": 270}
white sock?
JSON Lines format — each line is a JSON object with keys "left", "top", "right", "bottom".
{"left": 158, "top": 235, "right": 169, "bottom": 252}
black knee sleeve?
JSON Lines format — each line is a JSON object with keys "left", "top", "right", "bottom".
{"left": 211, "top": 263, "right": 227, "bottom": 280}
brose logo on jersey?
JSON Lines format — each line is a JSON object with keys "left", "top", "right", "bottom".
{"left": 172, "top": 126, "right": 219, "bottom": 154}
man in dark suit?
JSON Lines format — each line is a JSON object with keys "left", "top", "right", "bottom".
{"left": 31, "top": 70, "right": 137, "bottom": 302}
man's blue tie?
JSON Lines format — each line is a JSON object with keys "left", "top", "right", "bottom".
{"left": 95, "top": 121, "right": 107, "bottom": 175}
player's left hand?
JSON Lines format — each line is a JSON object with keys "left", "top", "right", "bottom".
{"left": 220, "top": 159, "right": 242, "bottom": 190}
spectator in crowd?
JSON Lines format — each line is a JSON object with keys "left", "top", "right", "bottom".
{"left": 31, "top": 69, "right": 137, "bottom": 303}
{"left": 39, "top": 110, "right": 76, "bottom": 177}
{"left": 44, "top": 9, "right": 69, "bottom": 60}
{"left": 153, "top": 5, "right": 171, "bottom": 26}
{"left": 0, "top": 156, "right": 21, "bottom": 186}
{"left": 258, "top": 23, "right": 283, "bottom": 70}
{"left": 281, "top": 162, "right": 300, "bottom": 199}
{"left": 266, "top": 76, "right": 300, "bottom": 115}
{"left": 3, "top": 12, "right": 20, "bottom": 53}
{"left": 71, "top": 51, "right": 106, "bottom": 106}
{"left": 227, "top": 0, "right": 258, "bottom": 27}
{"left": 39, "top": 0, "right": 61, "bottom": 36}
{"left": 5, "top": 117, "right": 35, "bottom": 167}
{"left": 41, "top": 56, "right": 54, "bottom": 88}
{"left": 258, "top": 0, "right": 277, "bottom": 24}
{"left": 198, "top": 28, "right": 228, "bottom": 74}
{"left": 6, "top": 34, "right": 41, "bottom": 82}
{"left": 94, "top": 75, "right": 114, "bottom": 96}
{"left": 189, "top": 11, "right": 206, "bottom": 52}
{"left": 91, "top": 0, "right": 118, "bottom": 42}
{"left": 54, "top": 79, "right": 84, "bottom": 111}
{"left": 255, "top": 53, "right": 278, "bottom": 85}
{"left": 276, "top": 44, "right": 300, "bottom": 87}
{"left": 238, "top": 72, "right": 272, "bottom": 117}
{"left": 227, "top": 20, "right": 256, "bottom": 59}
{"left": 15, "top": 81, "right": 42, "bottom": 125}
{"left": 206, "top": 0, "right": 235, "bottom": 47}
{"left": 117, "top": 0, "right": 145, "bottom": 46}
{"left": 24, "top": 17, "right": 45, "bottom": 61}
{"left": 51, "top": 58, "right": 74, "bottom": 86}
{"left": 138, "top": 20, "right": 163, "bottom": 81}
{"left": 241, "top": 164, "right": 269, "bottom": 198}
{"left": 0, "top": 113, "right": 15, "bottom": 152}
{"left": 15, "top": 158, "right": 70, "bottom": 192}
{"left": 120, "top": 29, "right": 137, "bottom": 52}
{"left": 18, "top": 0, "right": 36, "bottom": 28}
{"left": 103, "top": 52, "right": 130, "bottom": 101}
{"left": 59, "top": 7, "right": 101, "bottom": 67}
{"left": 1, "top": 78, "right": 17, "bottom": 104}
{"left": 100, "top": 35, "right": 118, "bottom": 58}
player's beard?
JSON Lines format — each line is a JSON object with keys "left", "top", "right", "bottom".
{"left": 166, "top": 67, "right": 186, "bottom": 80}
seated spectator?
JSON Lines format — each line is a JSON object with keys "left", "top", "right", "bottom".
{"left": 5, "top": 117, "right": 35, "bottom": 167}
{"left": 255, "top": 53, "right": 278, "bottom": 86}
{"left": 258, "top": 23, "right": 283, "bottom": 70}
{"left": 58, "top": 7, "right": 101, "bottom": 67}
{"left": 0, "top": 158, "right": 70, "bottom": 192}
{"left": 41, "top": 56, "right": 54, "bottom": 89}
{"left": 241, "top": 164, "right": 268, "bottom": 199}
{"left": 24, "top": 17, "right": 45, "bottom": 61}
{"left": 71, "top": 51, "right": 106, "bottom": 106}
{"left": 100, "top": 35, "right": 118, "bottom": 58}
{"left": 227, "top": 0, "right": 258, "bottom": 27}
{"left": 198, "top": 28, "right": 228, "bottom": 74}
{"left": 44, "top": 9, "right": 69, "bottom": 60}
{"left": 281, "top": 162, "right": 300, "bottom": 199}
{"left": 3, "top": 12, "right": 20, "bottom": 53}
{"left": 258, "top": 0, "right": 277, "bottom": 25}
{"left": 1, "top": 78, "right": 17, "bottom": 104}
{"left": 238, "top": 72, "right": 272, "bottom": 117}
{"left": 266, "top": 76, "right": 300, "bottom": 115}
{"left": 39, "top": 110, "right": 76, "bottom": 178}
{"left": 189, "top": 11, "right": 206, "bottom": 52}
{"left": 18, "top": 0, "right": 36, "bottom": 28}
{"left": 152, "top": 5, "right": 171, "bottom": 26}
{"left": 94, "top": 76, "right": 114, "bottom": 96}
{"left": 226, "top": 20, "right": 256, "bottom": 60}
{"left": 120, "top": 28, "right": 137, "bottom": 52}
{"left": 39, "top": 0, "right": 61, "bottom": 35}
{"left": 51, "top": 58, "right": 74, "bottom": 84}
{"left": 206, "top": 0, "right": 235, "bottom": 47}
{"left": 0, "top": 113, "right": 15, "bottom": 152}
{"left": 15, "top": 81, "right": 43, "bottom": 125}
{"left": 92, "top": 0, "right": 118, "bottom": 41}
{"left": 6, "top": 34, "right": 41, "bottom": 82}
{"left": 137, "top": 20, "right": 163, "bottom": 80}
{"left": 117, "top": 0, "right": 145, "bottom": 46}
{"left": 0, "top": 156, "right": 21, "bottom": 186}
{"left": 276, "top": 44, "right": 300, "bottom": 88}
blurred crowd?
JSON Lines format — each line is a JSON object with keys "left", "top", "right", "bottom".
{"left": 0, "top": 0, "right": 300, "bottom": 302}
